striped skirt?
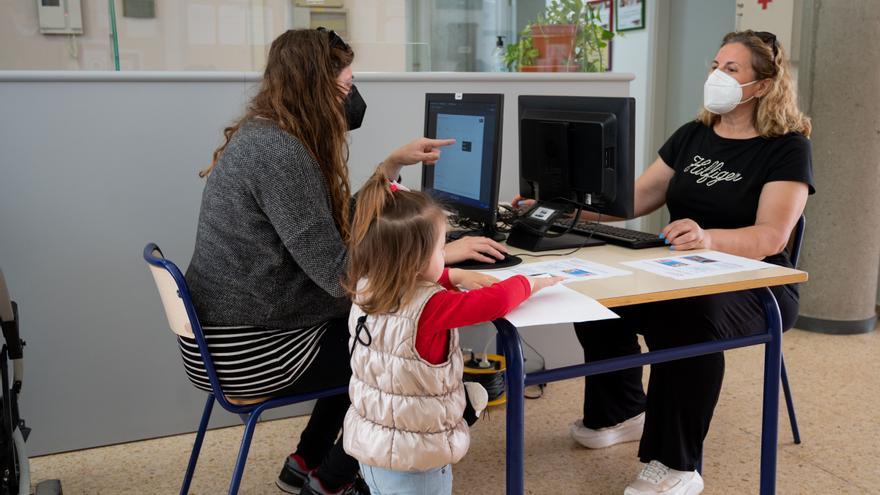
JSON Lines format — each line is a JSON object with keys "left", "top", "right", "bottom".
{"left": 177, "top": 321, "right": 330, "bottom": 399}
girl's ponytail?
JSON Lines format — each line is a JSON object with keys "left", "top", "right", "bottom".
{"left": 349, "top": 169, "right": 393, "bottom": 248}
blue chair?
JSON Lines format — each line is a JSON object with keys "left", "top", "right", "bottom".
{"left": 780, "top": 215, "right": 805, "bottom": 444}
{"left": 143, "top": 243, "right": 348, "bottom": 495}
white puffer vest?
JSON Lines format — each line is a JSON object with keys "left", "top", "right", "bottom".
{"left": 343, "top": 283, "right": 469, "bottom": 472}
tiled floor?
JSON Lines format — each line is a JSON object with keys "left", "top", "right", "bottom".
{"left": 30, "top": 327, "right": 878, "bottom": 494}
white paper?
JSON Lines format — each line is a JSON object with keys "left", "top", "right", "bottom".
{"left": 479, "top": 258, "right": 631, "bottom": 284}
{"left": 502, "top": 284, "right": 619, "bottom": 328}
{"left": 621, "top": 250, "right": 775, "bottom": 280}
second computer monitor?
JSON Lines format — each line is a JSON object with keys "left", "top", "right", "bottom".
{"left": 519, "top": 95, "right": 635, "bottom": 219}
{"left": 422, "top": 93, "right": 504, "bottom": 233}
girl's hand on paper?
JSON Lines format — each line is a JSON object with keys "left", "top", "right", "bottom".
{"left": 449, "top": 269, "right": 500, "bottom": 290}
{"left": 661, "top": 218, "right": 713, "bottom": 251}
{"left": 527, "top": 275, "right": 564, "bottom": 295}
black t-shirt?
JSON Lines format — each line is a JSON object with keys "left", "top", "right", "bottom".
{"left": 659, "top": 121, "right": 815, "bottom": 266}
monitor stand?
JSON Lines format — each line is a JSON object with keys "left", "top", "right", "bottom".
{"left": 506, "top": 227, "right": 605, "bottom": 252}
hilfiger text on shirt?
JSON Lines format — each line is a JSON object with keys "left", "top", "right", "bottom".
{"left": 683, "top": 155, "right": 744, "bottom": 187}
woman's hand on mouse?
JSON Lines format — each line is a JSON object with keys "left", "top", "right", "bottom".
{"left": 444, "top": 236, "right": 508, "bottom": 265}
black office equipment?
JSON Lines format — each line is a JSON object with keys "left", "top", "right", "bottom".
{"left": 508, "top": 202, "right": 606, "bottom": 252}
{"left": 551, "top": 218, "right": 666, "bottom": 249}
{"left": 508, "top": 95, "right": 637, "bottom": 252}
{"left": 422, "top": 93, "right": 522, "bottom": 269}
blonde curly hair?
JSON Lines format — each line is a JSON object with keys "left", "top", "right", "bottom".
{"left": 697, "top": 30, "right": 811, "bottom": 138}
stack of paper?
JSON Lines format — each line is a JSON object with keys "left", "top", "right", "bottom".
{"left": 621, "top": 251, "right": 775, "bottom": 280}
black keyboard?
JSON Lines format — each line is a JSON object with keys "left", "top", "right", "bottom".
{"left": 551, "top": 219, "right": 667, "bottom": 249}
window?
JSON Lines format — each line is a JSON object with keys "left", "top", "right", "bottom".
{"left": 1, "top": 0, "right": 531, "bottom": 72}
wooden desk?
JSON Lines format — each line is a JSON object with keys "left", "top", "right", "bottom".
{"left": 491, "top": 244, "right": 806, "bottom": 495}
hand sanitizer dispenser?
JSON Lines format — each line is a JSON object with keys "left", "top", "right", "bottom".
{"left": 492, "top": 36, "right": 507, "bottom": 72}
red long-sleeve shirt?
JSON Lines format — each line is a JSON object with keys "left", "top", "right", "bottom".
{"left": 415, "top": 268, "right": 532, "bottom": 364}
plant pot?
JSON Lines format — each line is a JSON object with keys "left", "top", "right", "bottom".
{"left": 519, "top": 64, "right": 580, "bottom": 72}
{"left": 530, "top": 23, "right": 577, "bottom": 66}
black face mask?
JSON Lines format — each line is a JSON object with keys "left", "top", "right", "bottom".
{"left": 344, "top": 84, "right": 367, "bottom": 131}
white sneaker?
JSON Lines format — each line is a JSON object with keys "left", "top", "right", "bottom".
{"left": 624, "top": 460, "right": 704, "bottom": 495}
{"left": 570, "top": 412, "right": 645, "bottom": 449}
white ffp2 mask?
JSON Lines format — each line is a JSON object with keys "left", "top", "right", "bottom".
{"left": 703, "top": 69, "right": 758, "bottom": 114}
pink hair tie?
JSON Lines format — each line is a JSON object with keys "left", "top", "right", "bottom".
{"left": 388, "top": 180, "right": 410, "bottom": 193}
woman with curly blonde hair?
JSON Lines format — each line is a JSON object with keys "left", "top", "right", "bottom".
{"left": 521, "top": 30, "right": 815, "bottom": 494}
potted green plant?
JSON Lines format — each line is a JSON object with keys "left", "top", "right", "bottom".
{"left": 504, "top": 0, "right": 616, "bottom": 72}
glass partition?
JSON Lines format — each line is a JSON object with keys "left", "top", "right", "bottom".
{"left": 0, "top": 0, "right": 587, "bottom": 72}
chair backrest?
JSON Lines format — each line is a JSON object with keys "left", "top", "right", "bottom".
{"left": 789, "top": 215, "right": 806, "bottom": 269}
{"left": 144, "top": 243, "right": 231, "bottom": 406}
{"left": 143, "top": 245, "right": 195, "bottom": 339}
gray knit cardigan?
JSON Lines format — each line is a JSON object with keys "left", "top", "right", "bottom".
{"left": 185, "top": 118, "right": 351, "bottom": 329}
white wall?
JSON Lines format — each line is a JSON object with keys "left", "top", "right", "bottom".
{"left": 0, "top": 0, "right": 292, "bottom": 71}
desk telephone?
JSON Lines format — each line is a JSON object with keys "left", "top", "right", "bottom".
{"left": 507, "top": 202, "right": 605, "bottom": 252}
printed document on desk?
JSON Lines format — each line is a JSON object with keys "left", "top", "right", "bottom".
{"left": 479, "top": 258, "right": 631, "bottom": 284}
{"left": 503, "top": 284, "right": 619, "bottom": 328}
{"left": 621, "top": 250, "right": 775, "bottom": 280}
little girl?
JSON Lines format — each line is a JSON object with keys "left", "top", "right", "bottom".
{"left": 341, "top": 170, "right": 561, "bottom": 494}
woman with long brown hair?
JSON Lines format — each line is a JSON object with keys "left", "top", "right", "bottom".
{"left": 517, "top": 30, "right": 814, "bottom": 494}
{"left": 181, "top": 29, "right": 461, "bottom": 495}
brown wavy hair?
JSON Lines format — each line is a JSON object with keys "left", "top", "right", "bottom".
{"left": 344, "top": 171, "right": 446, "bottom": 315}
{"left": 200, "top": 29, "right": 355, "bottom": 241}
{"left": 697, "top": 30, "right": 812, "bottom": 138}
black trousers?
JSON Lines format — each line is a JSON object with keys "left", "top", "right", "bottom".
{"left": 573, "top": 285, "right": 798, "bottom": 472}
{"left": 271, "top": 317, "right": 358, "bottom": 490}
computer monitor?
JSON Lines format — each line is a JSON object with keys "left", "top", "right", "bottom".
{"left": 518, "top": 95, "right": 635, "bottom": 219}
{"left": 422, "top": 93, "right": 504, "bottom": 239}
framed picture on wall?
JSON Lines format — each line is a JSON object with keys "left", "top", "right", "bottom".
{"left": 615, "top": 0, "right": 645, "bottom": 32}
{"left": 587, "top": 0, "right": 613, "bottom": 30}
{"left": 587, "top": 0, "right": 613, "bottom": 71}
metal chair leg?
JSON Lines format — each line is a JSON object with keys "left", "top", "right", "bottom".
{"left": 780, "top": 355, "right": 801, "bottom": 444}
{"left": 181, "top": 394, "right": 215, "bottom": 495}
{"left": 228, "top": 410, "right": 261, "bottom": 495}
